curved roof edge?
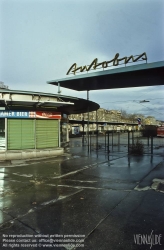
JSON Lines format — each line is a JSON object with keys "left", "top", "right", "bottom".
{"left": 0, "top": 88, "right": 79, "bottom": 100}
{"left": 0, "top": 89, "right": 99, "bottom": 114}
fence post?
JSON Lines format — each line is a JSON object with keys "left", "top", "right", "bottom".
{"left": 105, "top": 132, "right": 106, "bottom": 151}
{"left": 96, "top": 130, "right": 98, "bottom": 150}
{"left": 90, "top": 133, "right": 91, "bottom": 152}
{"left": 118, "top": 132, "right": 120, "bottom": 146}
{"left": 128, "top": 131, "right": 130, "bottom": 154}
{"left": 132, "top": 130, "right": 134, "bottom": 145}
{"left": 151, "top": 136, "right": 153, "bottom": 154}
{"left": 112, "top": 131, "right": 113, "bottom": 149}
{"left": 82, "top": 120, "right": 84, "bottom": 146}
{"left": 108, "top": 131, "right": 109, "bottom": 152}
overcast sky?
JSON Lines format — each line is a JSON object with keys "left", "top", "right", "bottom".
{"left": 0, "top": 0, "right": 164, "bottom": 120}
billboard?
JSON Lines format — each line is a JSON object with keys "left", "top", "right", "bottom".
{"left": 0, "top": 111, "right": 61, "bottom": 119}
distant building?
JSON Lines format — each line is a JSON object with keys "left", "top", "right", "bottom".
{"left": 144, "top": 116, "right": 158, "bottom": 125}
{"left": 68, "top": 108, "right": 160, "bottom": 134}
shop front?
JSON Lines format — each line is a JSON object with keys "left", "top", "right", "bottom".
{"left": 0, "top": 111, "right": 61, "bottom": 150}
{"left": 0, "top": 88, "right": 99, "bottom": 159}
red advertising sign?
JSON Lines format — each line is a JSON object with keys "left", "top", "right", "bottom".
{"left": 35, "top": 111, "right": 61, "bottom": 119}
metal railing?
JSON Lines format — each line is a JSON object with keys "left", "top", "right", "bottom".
{"left": 79, "top": 131, "right": 164, "bottom": 155}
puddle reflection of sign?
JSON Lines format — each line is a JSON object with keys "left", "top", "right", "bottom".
{"left": 72, "top": 126, "right": 80, "bottom": 135}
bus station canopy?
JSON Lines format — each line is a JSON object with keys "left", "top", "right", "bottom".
{"left": 47, "top": 61, "right": 164, "bottom": 91}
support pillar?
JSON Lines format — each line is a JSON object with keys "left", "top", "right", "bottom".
{"left": 82, "top": 115, "right": 84, "bottom": 146}
{"left": 87, "top": 90, "right": 90, "bottom": 153}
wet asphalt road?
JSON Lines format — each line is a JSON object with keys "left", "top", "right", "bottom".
{"left": 0, "top": 138, "right": 164, "bottom": 250}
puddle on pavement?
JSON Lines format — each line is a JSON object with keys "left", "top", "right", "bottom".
{"left": 135, "top": 178, "right": 164, "bottom": 193}
{"left": 0, "top": 160, "right": 11, "bottom": 166}
{"left": 12, "top": 173, "right": 33, "bottom": 177}
{"left": 158, "top": 183, "right": 164, "bottom": 191}
{"left": 103, "top": 163, "right": 114, "bottom": 167}
{"left": 73, "top": 155, "right": 81, "bottom": 158}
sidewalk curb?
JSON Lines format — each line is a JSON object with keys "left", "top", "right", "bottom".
{"left": 0, "top": 148, "right": 64, "bottom": 162}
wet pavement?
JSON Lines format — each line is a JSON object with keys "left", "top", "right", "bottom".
{"left": 0, "top": 138, "right": 164, "bottom": 250}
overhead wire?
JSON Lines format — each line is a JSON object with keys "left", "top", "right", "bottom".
{"left": 99, "top": 97, "right": 164, "bottom": 104}
{"left": 99, "top": 98, "right": 164, "bottom": 119}
{"left": 137, "top": 102, "right": 164, "bottom": 116}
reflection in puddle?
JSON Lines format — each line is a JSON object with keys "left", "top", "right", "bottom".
{"left": 0, "top": 168, "right": 5, "bottom": 223}
{"left": 12, "top": 173, "right": 33, "bottom": 177}
{"left": 0, "top": 169, "right": 4, "bottom": 194}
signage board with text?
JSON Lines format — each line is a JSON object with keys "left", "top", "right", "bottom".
{"left": 0, "top": 111, "right": 61, "bottom": 119}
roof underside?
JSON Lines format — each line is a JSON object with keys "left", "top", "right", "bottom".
{"left": 47, "top": 61, "right": 164, "bottom": 91}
